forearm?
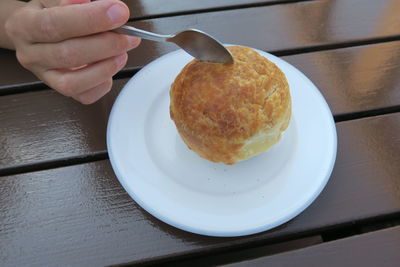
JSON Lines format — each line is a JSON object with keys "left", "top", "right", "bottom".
{"left": 0, "top": 0, "right": 27, "bottom": 50}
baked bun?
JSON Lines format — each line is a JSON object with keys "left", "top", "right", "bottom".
{"left": 170, "top": 46, "right": 291, "bottom": 164}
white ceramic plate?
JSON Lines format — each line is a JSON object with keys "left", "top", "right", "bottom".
{"left": 107, "top": 47, "right": 337, "bottom": 237}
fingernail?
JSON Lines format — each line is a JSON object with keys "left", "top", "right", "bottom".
{"left": 115, "top": 53, "right": 126, "bottom": 66}
{"left": 107, "top": 4, "right": 126, "bottom": 23}
{"left": 127, "top": 36, "right": 141, "bottom": 49}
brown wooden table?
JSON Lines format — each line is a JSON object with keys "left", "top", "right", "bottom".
{"left": 1, "top": 0, "right": 400, "bottom": 266}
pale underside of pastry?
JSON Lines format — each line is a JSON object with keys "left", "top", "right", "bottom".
{"left": 170, "top": 46, "right": 292, "bottom": 164}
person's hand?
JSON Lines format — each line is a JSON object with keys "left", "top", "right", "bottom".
{"left": 5, "top": 0, "right": 140, "bottom": 104}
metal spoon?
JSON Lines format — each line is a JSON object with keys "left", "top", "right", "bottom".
{"left": 113, "top": 25, "right": 233, "bottom": 64}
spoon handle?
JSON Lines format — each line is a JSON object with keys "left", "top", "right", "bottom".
{"left": 113, "top": 25, "right": 172, "bottom": 42}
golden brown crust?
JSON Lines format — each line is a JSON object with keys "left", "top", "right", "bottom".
{"left": 170, "top": 46, "right": 291, "bottom": 164}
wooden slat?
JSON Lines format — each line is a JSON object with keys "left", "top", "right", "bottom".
{"left": 223, "top": 226, "right": 400, "bottom": 267}
{"left": 1, "top": 41, "right": 400, "bottom": 171}
{"left": 283, "top": 41, "right": 400, "bottom": 116}
{"left": 0, "top": 49, "right": 38, "bottom": 91}
{"left": 1, "top": 0, "right": 399, "bottom": 90}
{"left": 0, "top": 79, "right": 127, "bottom": 172}
{"left": 161, "top": 235, "right": 323, "bottom": 267}
{"left": 125, "top": 0, "right": 400, "bottom": 69}
{"left": 123, "top": 0, "right": 291, "bottom": 19}
{"left": 1, "top": 113, "right": 400, "bottom": 266}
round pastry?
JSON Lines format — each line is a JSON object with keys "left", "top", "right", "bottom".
{"left": 170, "top": 46, "right": 291, "bottom": 164}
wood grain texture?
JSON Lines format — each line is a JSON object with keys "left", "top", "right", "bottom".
{"left": 1, "top": 41, "right": 400, "bottom": 171}
{"left": 1, "top": 113, "right": 400, "bottom": 266}
{"left": 1, "top": 0, "right": 400, "bottom": 90}
{"left": 223, "top": 226, "right": 400, "bottom": 267}
{"left": 124, "top": 0, "right": 293, "bottom": 19}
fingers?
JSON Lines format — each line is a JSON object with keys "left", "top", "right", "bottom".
{"left": 5, "top": 0, "right": 137, "bottom": 105}
{"left": 42, "top": 53, "right": 127, "bottom": 97}
{"left": 73, "top": 78, "right": 113, "bottom": 105}
{"left": 27, "top": 32, "right": 140, "bottom": 69}
{"left": 37, "top": 0, "right": 63, "bottom": 8}
{"left": 25, "top": 0, "right": 130, "bottom": 43}
{"left": 38, "top": 0, "right": 91, "bottom": 8}
{"left": 59, "top": 0, "right": 91, "bottom": 6}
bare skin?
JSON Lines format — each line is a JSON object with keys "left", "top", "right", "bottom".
{"left": 0, "top": 0, "right": 141, "bottom": 104}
